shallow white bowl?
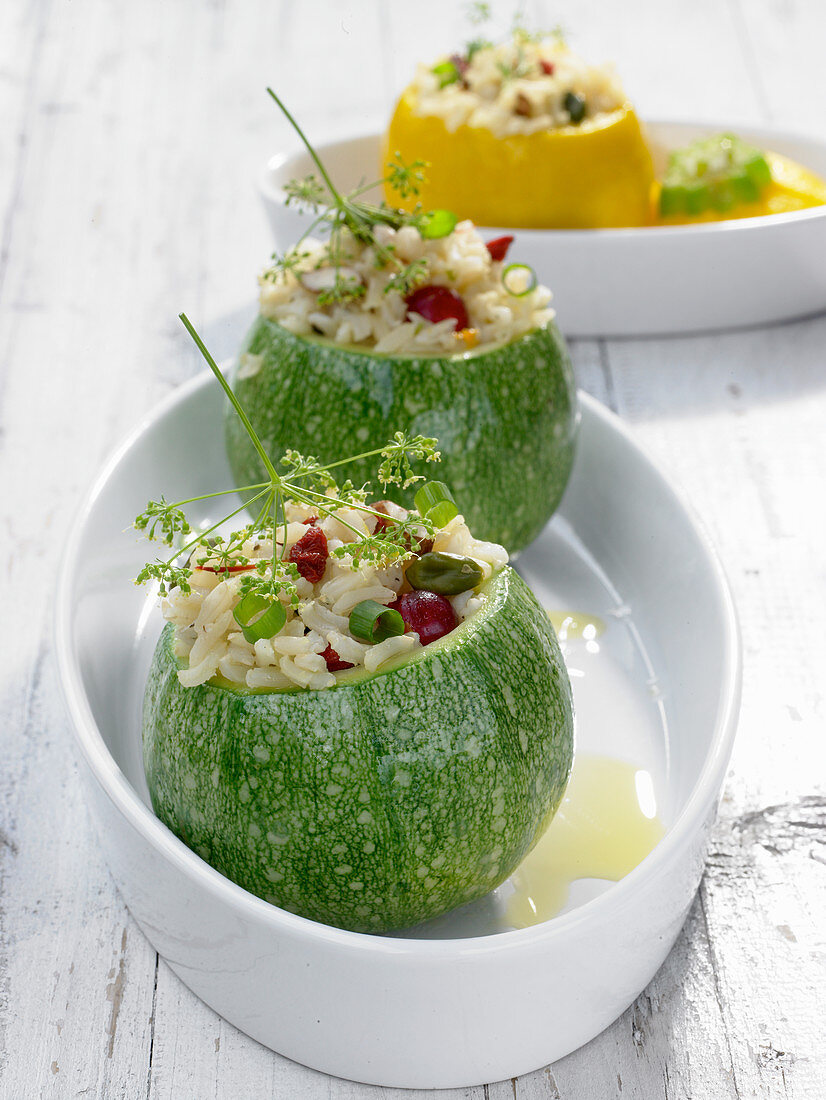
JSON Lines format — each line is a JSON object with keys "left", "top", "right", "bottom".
{"left": 56, "top": 374, "right": 740, "bottom": 1088}
{"left": 259, "top": 121, "right": 826, "bottom": 337}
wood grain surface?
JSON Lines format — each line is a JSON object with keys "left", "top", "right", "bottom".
{"left": 1, "top": 1, "right": 824, "bottom": 1097}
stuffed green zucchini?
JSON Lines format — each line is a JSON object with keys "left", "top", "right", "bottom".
{"left": 138, "top": 324, "right": 574, "bottom": 934}
{"left": 226, "top": 92, "right": 578, "bottom": 554}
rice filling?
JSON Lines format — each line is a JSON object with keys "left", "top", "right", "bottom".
{"left": 412, "top": 36, "right": 626, "bottom": 138}
{"left": 163, "top": 500, "right": 508, "bottom": 691}
{"left": 259, "top": 220, "right": 553, "bottom": 354}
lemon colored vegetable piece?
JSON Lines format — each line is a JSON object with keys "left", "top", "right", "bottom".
{"left": 383, "top": 91, "right": 655, "bottom": 229}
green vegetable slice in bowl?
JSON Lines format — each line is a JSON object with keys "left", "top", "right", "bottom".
{"left": 659, "top": 133, "right": 772, "bottom": 216}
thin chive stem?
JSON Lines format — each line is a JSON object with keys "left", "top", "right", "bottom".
{"left": 277, "top": 483, "right": 372, "bottom": 540}
{"left": 178, "top": 313, "right": 280, "bottom": 482}
{"left": 160, "top": 483, "right": 271, "bottom": 511}
{"left": 292, "top": 208, "right": 334, "bottom": 252}
{"left": 346, "top": 178, "right": 385, "bottom": 200}
{"left": 278, "top": 481, "right": 405, "bottom": 525}
{"left": 277, "top": 482, "right": 343, "bottom": 507}
{"left": 311, "top": 445, "right": 404, "bottom": 472}
{"left": 172, "top": 488, "right": 271, "bottom": 564}
{"left": 251, "top": 488, "right": 275, "bottom": 534}
{"left": 275, "top": 485, "right": 289, "bottom": 561}
{"left": 266, "top": 88, "right": 344, "bottom": 208}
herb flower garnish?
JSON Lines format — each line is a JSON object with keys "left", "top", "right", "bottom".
{"left": 429, "top": 4, "right": 567, "bottom": 89}
{"left": 263, "top": 89, "right": 457, "bottom": 306}
{"left": 134, "top": 313, "right": 442, "bottom": 614}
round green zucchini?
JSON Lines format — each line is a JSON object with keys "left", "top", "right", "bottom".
{"left": 226, "top": 319, "right": 579, "bottom": 553}
{"left": 143, "top": 567, "right": 573, "bottom": 934}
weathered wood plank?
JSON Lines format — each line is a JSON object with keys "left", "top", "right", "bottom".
{"left": 0, "top": 0, "right": 49, "bottom": 323}
{"left": 727, "top": 0, "right": 826, "bottom": 135}
{"left": 0, "top": 0, "right": 171, "bottom": 1090}
{"left": 592, "top": 0, "right": 826, "bottom": 1088}
{"left": 597, "top": 318, "right": 826, "bottom": 1100}
{"left": 485, "top": 900, "right": 740, "bottom": 1100}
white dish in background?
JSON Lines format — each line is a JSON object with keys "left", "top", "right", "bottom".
{"left": 56, "top": 373, "right": 740, "bottom": 1088}
{"left": 259, "top": 121, "right": 826, "bottom": 337}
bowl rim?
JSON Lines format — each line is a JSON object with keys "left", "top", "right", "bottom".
{"left": 55, "top": 372, "right": 741, "bottom": 957}
{"left": 259, "top": 118, "right": 826, "bottom": 238}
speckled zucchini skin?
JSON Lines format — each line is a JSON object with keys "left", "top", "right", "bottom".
{"left": 143, "top": 568, "right": 573, "bottom": 934}
{"left": 226, "top": 319, "right": 579, "bottom": 553}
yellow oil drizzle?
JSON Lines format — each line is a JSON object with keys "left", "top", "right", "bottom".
{"left": 507, "top": 754, "right": 665, "bottom": 929}
{"left": 547, "top": 610, "right": 606, "bottom": 641}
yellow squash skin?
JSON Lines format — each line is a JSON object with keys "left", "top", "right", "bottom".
{"left": 654, "top": 151, "right": 826, "bottom": 225}
{"left": 384, "top": 90, "right": 655, "bottom": 229}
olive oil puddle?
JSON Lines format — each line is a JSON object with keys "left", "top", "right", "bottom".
{"left": 506, "top": 753, "right": 665, "bottom": 929}
{"left": 547, "top": 610, "right": 606, "bottom": 644}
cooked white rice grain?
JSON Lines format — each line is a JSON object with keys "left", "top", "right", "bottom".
{"left": 219, "top": 656, "right": 253, "bottom": 683}
{"left": 299, "top": 601, "right": 350, "bottom": 635}
{"left": 363, "top": 633, "right": 420, "bottom": 673}
{"left": 246, "top": 667, "right": 294, "bottom": 690}
{"left": 331, "top": 584, "right": 396, "bottom": 617}
{"left": 326, "top": 630, "right": 370, "bottom": 665}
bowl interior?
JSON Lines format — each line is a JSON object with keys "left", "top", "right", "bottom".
{"left": 61, "top": 373, "right": 738, "bottom": 940}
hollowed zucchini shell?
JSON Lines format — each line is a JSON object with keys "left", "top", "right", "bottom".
{"left": 142, "top": 567, "right": 574, "bottom": 934}
{"left": 226, "top": 318, "right": 578, "bottom": 553}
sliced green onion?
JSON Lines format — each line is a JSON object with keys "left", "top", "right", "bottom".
{"left": 502, "top": 262, "right": 538, "bottom": 297}
{"left": 419, "top": 208, "right": 458, "bottom": 240}
{"left": 349, "top": 600, "right": 405, "bottom": 644}
{"left": 233, "top": 592, "right": 286, "bottom": 644}
{"left": 414, "top": 480, "right": 458, "bottom": 529}
{"left": 431, "top": 61, "right": 460, "bottom": 89}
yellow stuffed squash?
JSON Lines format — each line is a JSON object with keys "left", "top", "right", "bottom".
{"left": 384, "top": 33, "right": 654, "bottom": 229}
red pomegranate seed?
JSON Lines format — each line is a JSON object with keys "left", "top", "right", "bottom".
{"left": 539, "top": 59, "right": 555, "bottom": 75}
{"left": 405, "top": 285, "right": 469, "bottom": 331}
{"left": 486, "top": 235, "right": 515, "bottom": 262}
{"left": 392, "top": 590, "right": 457, "bottom": 646}
{"left": 321, "top": 643, "right": 353, "bottom": 672}
{"left": 289, "top": 525, "right": 328, "bottom": 583}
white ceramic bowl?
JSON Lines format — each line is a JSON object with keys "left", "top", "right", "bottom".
{"left": 56, "top": 374, "right": 740, "bottom": 1088}
{"left": 259, "top": 121, "right": 826, "bottom": 337}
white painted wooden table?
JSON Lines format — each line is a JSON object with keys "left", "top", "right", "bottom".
{"left": 2, "top": 1, "right": 825, "bottom": 1096}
